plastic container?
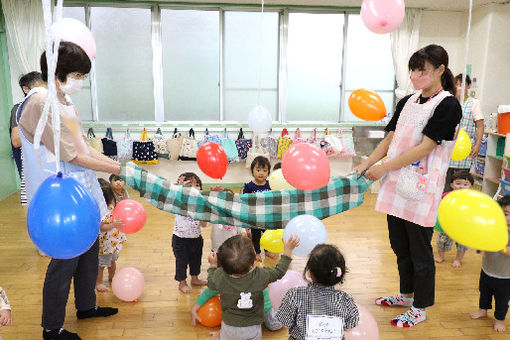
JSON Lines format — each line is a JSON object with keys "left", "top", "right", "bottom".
{"left": 497, "top": 137, "right": 505, "bottom": 157}
{"left": 503, "top": 167, "right": 510, "bottom": 181}
{"left": 499, "top": 178, "right": 510, "bottom": 196}
{"left": 498, "top": 112, "right": 510, "bottom": 134}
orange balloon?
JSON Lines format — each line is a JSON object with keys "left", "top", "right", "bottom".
{"left": 198, "top": 295, "right": 222, "bottom": 327}
{"left": 348, "top": 89, "right": 387, "bottom": 121}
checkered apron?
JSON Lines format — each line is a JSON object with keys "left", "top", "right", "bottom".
{"left": 449, "top": 98, "right": 476, "bottom": 169}
{"left": 376, "top": 91, "right": 456, "bottom": 228}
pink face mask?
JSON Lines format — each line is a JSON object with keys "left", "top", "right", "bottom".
{"left": 410, "top": 71, "right": 433, "bottom": 90}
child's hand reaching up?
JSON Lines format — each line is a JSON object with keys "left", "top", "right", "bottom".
{"left": 191, "top": 303, "right": 202, "bottom": 326}
{"left": 283, "top": 235, "right": 300, "bottom": 257}
{"left": 208, "top": 252, "right": 218, "bottom": 268}
{"left": 0, "top": 309, "right": 12, "bottom": 328}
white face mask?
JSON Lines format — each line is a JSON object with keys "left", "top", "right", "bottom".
{"left": 60, "top": 76, "right": 83, "bottom": 95}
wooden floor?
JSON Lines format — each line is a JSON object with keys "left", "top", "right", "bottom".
{"left": 0, "top": 189, "right": 508, "bottom": 340}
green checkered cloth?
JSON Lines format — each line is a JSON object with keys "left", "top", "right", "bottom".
{"left": 121, "top": 162, "right": 372, "bottom": 229}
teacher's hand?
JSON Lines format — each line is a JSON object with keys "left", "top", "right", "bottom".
{"left": 353, "top": 160, "right": 370, "bottom": 177}
{"left": 364, "top": 164, "right": 388, "bottom": 181}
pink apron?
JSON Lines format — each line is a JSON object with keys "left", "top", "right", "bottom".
{"left": 376, "top": 91, "right": 456, "bottom": 228}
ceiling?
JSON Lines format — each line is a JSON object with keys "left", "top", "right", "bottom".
{"left": 139, "top": 0, "right": 510, "bottom": 11}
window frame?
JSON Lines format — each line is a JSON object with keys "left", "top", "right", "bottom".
{"left": 63, "top": 2, "right": 395, "bottom": 125}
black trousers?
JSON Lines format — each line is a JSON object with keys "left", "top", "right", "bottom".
{"left": 479, "top": 270, "right": 510, "bottom": 320}
{"left": 41, "top": 238, "right": 99, "bottom": 330}
{"left": 251, "top": 229, "right": 263, "bottom": 254}
{"left": 172, "top": 235, "right": 203, "bottom": 281}
{"left": 387, "top": 215, "right": 435, "bottom": 308}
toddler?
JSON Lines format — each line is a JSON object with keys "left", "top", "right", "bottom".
{"left": 470, "top": 195, "right": 510, "bottom": 332}
{"left": 276, "top": 244, "right": 359, "bottom": 339}
{"left": 207, "top": 234, "right": 300, "bottom": 339}
{"left": 173, "top": 172, "right": 208, "bottom": 293}
{"left": 435, "top": 170, "right": 473, "bottom": 267}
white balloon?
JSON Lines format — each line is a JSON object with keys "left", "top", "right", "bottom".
{"left": 248, "top": 105, "right": 272, "bottom": 134}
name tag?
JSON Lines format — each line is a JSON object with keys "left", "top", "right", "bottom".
{"left": 306, "top": 315, "right": 343, "bottom": 340}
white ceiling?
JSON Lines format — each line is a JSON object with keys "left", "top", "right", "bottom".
{"left": 142, "top": 0, "right": 510, "bottom": 11}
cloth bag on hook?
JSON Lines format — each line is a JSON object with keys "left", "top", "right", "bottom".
{"left": 220, "top": 128, "right": 240, "bottom": 163}
{"left": 179, "top": 128, "right": 199, "bottom": 160}
{"left": 307, "top": 128, "right": 322, "bottom": 149}
{"left": 235, "top": 128, "right": 252, "bottom": 160}
{"left": 150, "top": 128, "right": 170, "bottom": 159}
{"left": 101, "top": 127, "right": 117, "bottom": 158}
{"left": 321, "top": 128, "right": 344, "bottom": 157}
{"left": 166, "top": 128, "right": 183, "bottom": 161}
{"left": 335, "top": 129, "right": 356, "bottom": 158}
{"left": 132, "top": 128, "right": 158, "bottom": 165}
{"left": 198, "top": 128, "right": 221, "bottom": 147}
{"left": 87, "top": 128, "right": 103, "bottom": 153}
{"left": 276, "top": 128, "right": 292, "bottom": 159}
{"left": 117, "top": 129, "right": 133, "bottom": 162}
{"left": 260, "top": 129, "right": 278, "bottom": 159}
{"left": 246, "top": 134, "right": 270, "bottom": 168}
{"left": 291, "top": 128, "right": 307, "bottom": 145}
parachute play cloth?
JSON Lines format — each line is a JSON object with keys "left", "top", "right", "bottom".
{"left": 121, "top": 162, "right": 373, "bottom": 229}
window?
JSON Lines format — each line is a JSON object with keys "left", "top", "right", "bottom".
{"left": 161, "top": 9, "right": 219, "bottom": 121}
{"left": 62, "top": 6, "right": 93, "bottom": 121}
{"left": 343, "top": 14, "right": 395, "bottom": 122}
{"left": 91, "top": 7, "right": 154, "bottom": 121}
{"left": 223, "top": 11, "right": 279, "bottom": 121}
{"left": 286, "top": 13, "right": 344, "bottom": 121}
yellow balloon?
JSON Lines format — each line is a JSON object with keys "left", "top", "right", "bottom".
{"left": 269, "top": 169, "right": 295, "bottom": 191}
{"left": 451, "top": 129, "right": 472, "bottom": 161}
{"left": 438, "top": 189, "right": 508, "bottom": 251}
{"left": 260, "top": 229, "right": 284, "bottom": 253}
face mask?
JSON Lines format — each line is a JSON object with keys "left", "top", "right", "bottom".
{"left": 60, "top": 76, "right": 83, "bottom": 95}
{"left": 410, "top": 71, "right": 434, "bottom": 91}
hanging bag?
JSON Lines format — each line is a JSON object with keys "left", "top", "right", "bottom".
{"left": 151, "top": 128, "right": 170, "bottom": 159}
{"left": 276, "top": 128, "right": 292, "bottom": 159}
{"left": 87, "top": 127, "right": 103, "bottom": 153}
{"left": 322, "top": 128, "right": 344, "bottom": 157}
{"left": 292, "top": 128, "right": 307, "bottom": 145}
{"left": 101, "top": 127, "right": 117, "bottom": 157}
{"left": 235, "top": 128, "right": 252, "bottom": 160}
{"left": 260, "top": 128, "right": 278, "bottom": 159}
{"left": 307, "top": 128, "right": 322, "bottom": 149}
{"left": 336, "top": 129, "right": 356, "bottom": 158}
{"left": 166, "top": 128, "right": 183, "bottom": 161}
{"left": 117, "top": 128, "right": 134, "bottom": 162}
{"left": 220, "top": 128, "right": 240, "bottom": 163}
{"left": 132, "top": 128, "right": 158, "bottom": 165}
{"left": 246, "top": 134, "right": 270, "bottom": 168}
{"left": 198, "top": 128, "right": 221, "bottom": 147}
{"left": 179, "top": 128, "right": 199, "bottom": 160}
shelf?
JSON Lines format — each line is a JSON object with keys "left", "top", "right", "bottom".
{"left": 487, "top": 154, "right": 504, "bottom": 161}
{"left": 487, "top": 131, "right": 507, "bottom": 137}
{"left": 487, "top": 177, "right": 500, "bottom": 184}
{"left": 471, "top": 172, "right": 484, "bottom": 179}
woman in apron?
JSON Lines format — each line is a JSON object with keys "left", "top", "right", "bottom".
{"left": 354, "top": 44, "right": 462, "bottom": 328}
{"left": 17, "top": 42, "right": 120, "bottom": 340}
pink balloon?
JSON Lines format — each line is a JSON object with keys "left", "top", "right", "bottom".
{"left": 361, "top": 0, "right": 406, "bottom": 34}
{"left": 52, "top": 18, "right": 96, "bottom": 60}
{"left": 282, "top": 143, "right": 330, "bottom": 191}
{"left": 345, "top": 304, "right": 379, "bottom": 340}
{"left": 112, "top": 267, "right": 145, "bottom": 302}
{"left": 269, "top": 270, "right": 308, "bottom": 310}
{"left": 112, "top": 199, "right": 147, "bottom": 234}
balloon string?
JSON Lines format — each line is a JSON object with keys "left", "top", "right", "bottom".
{"left": 256, "top": 0, "right": 265, "bottom": 106}
{"left": 460, "top": 0, "right": 473, "bottom": 105}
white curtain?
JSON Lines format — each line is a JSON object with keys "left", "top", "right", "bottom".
{"left": 390, "top": 8, "right": 423, "bottom": 100}
{"left": 1, "top": 0, "right": 45, "bottom": 96}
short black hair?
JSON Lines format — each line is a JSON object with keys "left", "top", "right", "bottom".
{"left": 455, "top": 73, "right": 472, "bottom": 86}
{"left": 498, "top": 195, "right": 510, "bottom": 208}
{"left": 178, "top": 172, "right": 203, "bottom": 190}
{"left": 217, "top": 235, "right": 256, "bottom": 275}
{"left": 250, "top": 156, "right": 271, "bottom": 174}
{"left": 450, "top": 170, "right": 474, "bottom": 185}
{"left": 304, "top": 244, "right": 347, "bottom": 286}
{"left": 19, "top": 72, "right": 43, "bottom": 91}
{"left": 273, "top": 162, "right": 281, "bottom": 171}
{"left": 109, "top": 174, "right": 123, "bottom": 183}
{"left": 40, "top": 41, "right": 91, "bottom": 82}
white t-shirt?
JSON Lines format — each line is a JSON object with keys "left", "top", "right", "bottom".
{"left": 173, "top": 214, "right": 202, "bottom": 238}
{"left": 469, "top": 98, "right": 484, "bottom": 121}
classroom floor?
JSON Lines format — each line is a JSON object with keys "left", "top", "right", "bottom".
{"left": 0, "top": 189, "right": 507, "bottom": 340}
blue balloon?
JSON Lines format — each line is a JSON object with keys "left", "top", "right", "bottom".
{"left": 27, "top": 172, "right": 100, "bottom": 259}
{"left": 283, "top": 215, "right": 327, "bottom": 257}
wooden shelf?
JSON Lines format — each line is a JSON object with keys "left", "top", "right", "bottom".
{"left": 471, "top": 172, "right": 484, "bottom": 179}
{"left": 487, "top": 154, "right": 504, "bottom": 161}
{"left": 487, "top": 177, "right": 500, "bottom": 184}
{"left": 487, "top": 131, "right": 507, "bottom": 137}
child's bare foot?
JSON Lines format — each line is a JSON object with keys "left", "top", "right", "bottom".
{"left": 434, "top": 256, "right": 444, "bottom": 263}
{"left": 191, "top": 276, "right": 207, "bottom": 286}
{"left": 95, "top": 283, "right": 108, "bottom": 292}
{"left": 452, "top": 259, "right": 462, "bottom": 268}
{"left": 494, "top": 320, "right": 506, "bottom": 332}
{"left": 256, "top": 254, "right": 262, "bottom": 262}
{"left": 470, "top": 309, "right": 488, "bottom": 319}
{"left": 208, "top": 331, "right": 220, "bottom": 340}
{"left": 265, "top": 251, "right": 278, "bottom": 259}
{"left": 179, "top": 281, "right": 192, "bottom": 293}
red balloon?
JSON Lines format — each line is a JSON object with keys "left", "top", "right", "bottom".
{"left": 111, "top": 199, "right": 146, "bottom": 234}
{"left": 198, "top": 295, "right": 222, "bottom": 327}
{"left": 282, "top": 143, "right": 331, "bottom": 191}
{"left": 197, "top": 142, "right": 228, "bottom": 179}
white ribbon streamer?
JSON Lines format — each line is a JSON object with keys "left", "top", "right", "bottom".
{"left": 34, "top": 0, "right": 64, "bottom": 173}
